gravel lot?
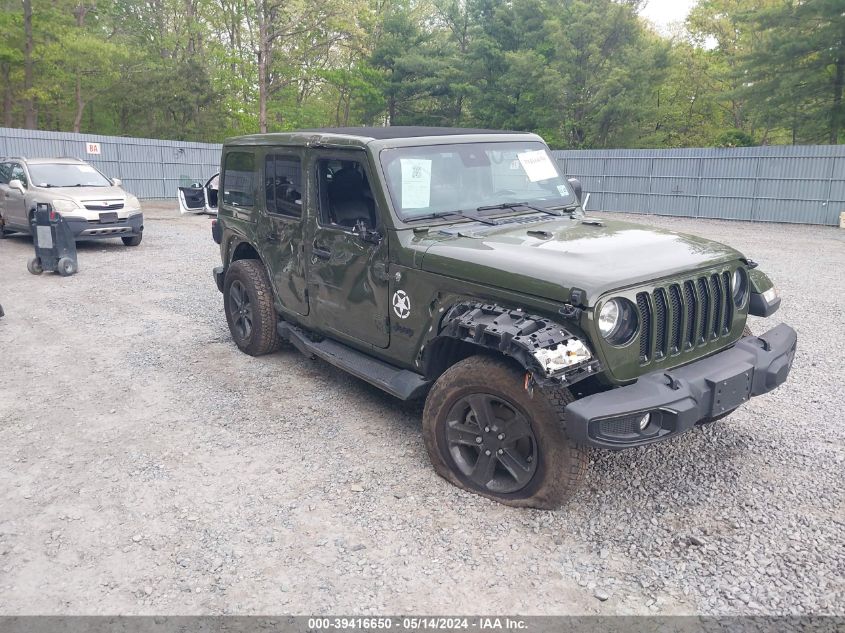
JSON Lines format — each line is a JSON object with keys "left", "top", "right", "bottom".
{"left": 0, "top": 202, "right": 842, "bottom": 616}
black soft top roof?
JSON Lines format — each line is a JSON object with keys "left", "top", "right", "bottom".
{"left": 297, "top": 126, "right": 525, "bottom": 140}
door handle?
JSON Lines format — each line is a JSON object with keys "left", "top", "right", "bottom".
{"left": 312, "top": 246, "right": 332, "bottom": 260}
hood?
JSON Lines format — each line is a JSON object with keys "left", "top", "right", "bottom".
{"left": 419, "top": 216, "right": 744, "bottom": 305}
{"left": 41, "top": 185, "right": 127, "bottom": 202}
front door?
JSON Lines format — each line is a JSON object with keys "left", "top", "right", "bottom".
{"left": 3, "top": 163, "right": 30, "bottom": 228}
{"left": 259, "top": 151, "right": 308, "bottom": 316}
{"left": 307, "top": 153, "right": 390, "bottom": 348}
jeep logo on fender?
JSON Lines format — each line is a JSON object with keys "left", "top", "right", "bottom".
{"left": 392, "top": 290, "right": 411, "bottom": 319}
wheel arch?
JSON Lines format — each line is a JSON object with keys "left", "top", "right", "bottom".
{"left": 420, "top": 302, "right": 600, "bottom": 388}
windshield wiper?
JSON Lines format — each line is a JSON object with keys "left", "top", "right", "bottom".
{"left": 476, "top": 201, "right": 566, "bottom": 217}
{"left": 408, "top": 209, "right": 498, "bottom": 226}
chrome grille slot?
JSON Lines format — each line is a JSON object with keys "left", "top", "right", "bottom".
{"left": 83, "top": 202, "right": 124, "bottom": 211}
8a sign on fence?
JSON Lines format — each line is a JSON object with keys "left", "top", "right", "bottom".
{"left": 86, "top": 142, "right": 101, "bottom": 155}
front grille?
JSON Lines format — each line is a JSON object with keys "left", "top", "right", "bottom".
{"left": 635, "top": 269, "right": 735, "bottom": 365}
{"left": 83, "top": 202, "right": 124, "bottom": 211}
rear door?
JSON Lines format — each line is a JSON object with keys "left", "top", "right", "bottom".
{"left": 258, "top": 151, "right": 308, "bottom": 316}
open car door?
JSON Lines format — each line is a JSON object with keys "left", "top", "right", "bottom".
{"left": 177, "top": 173, "right": 218, "bottom": 215}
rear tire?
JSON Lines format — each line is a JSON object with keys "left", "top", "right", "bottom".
{"left": 122, "top": 234, "right": 142, "bottom": 247}
{"left": 422, "top": 356, "right": 587, "bottom": 509}
{"left": 223, "top": 259, "right": 281, "bottom": 356}
{"left": 27, "top": 257, "right": 43, "bottom": 275}
{"left": 57, "top": 257, "right": 77, "bottom": 276}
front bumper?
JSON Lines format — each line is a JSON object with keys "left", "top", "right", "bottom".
{"left": 565, "top": 324, "right": 797, "bottom": 449}
{"left": 63, "top": 212, "right": 143, "bottom": 239}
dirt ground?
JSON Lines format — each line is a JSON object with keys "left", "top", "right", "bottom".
{"left": 0, "top": 202, "right": 842, "bottom": 615}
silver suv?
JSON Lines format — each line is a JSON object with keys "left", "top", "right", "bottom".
{"left": 0, "top": 157, "right": 144, "bottom": 246}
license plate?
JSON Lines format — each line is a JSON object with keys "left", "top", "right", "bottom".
{"left": 710, "top": 367, "right": 754, "bottom": 416}
{"left": 100, "top": 212, "right": 118, "bottom": 223}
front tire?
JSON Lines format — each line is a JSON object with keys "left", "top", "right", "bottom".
{"left": 122, "top": 234, "right": 142, "bottom": 246}
{"left": 423, "top": 356, "right": 587, "bottom": 509}
{"left": 223, "top": 259, "right": 281, "bottom": 356}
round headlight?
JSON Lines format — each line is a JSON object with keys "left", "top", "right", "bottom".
{"left": 732, "top": 267, "right": 749, "bottom": 307}
{"left": 598, "top": 298, "right": 638, "bottom": 346}
{"left": 598, "top": 300, "right": 619, "bottom": 337}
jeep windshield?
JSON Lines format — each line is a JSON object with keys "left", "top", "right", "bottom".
{"left": 379, "top": 141, "right": 577, "bottom": 222}
{"left": 28, "top": 163, "right": 112, "bottom": 188}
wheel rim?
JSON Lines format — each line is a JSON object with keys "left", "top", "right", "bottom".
{"left": 445, "top": 393, "right": 538, "bottom": 494}
{"left": 228, "top": 280, "right": 253, "bottom": 341}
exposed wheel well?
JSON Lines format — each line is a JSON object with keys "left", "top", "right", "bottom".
{"left": 423, "top": 338, "right": 520, "bottom": 381}
{"left": 230, "top": 241, "right": 260, "bottom": 263}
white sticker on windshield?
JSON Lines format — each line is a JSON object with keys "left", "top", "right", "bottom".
{"left": 517, "top": 150, "right": 558, "bottom": 182}
{"left": 557, "top": 184, "right": 569, "bottom": 196}
{"left": 400, "top": 158, "right": 432, "bottom": 209}
{"left": 78, "top": 165, "right": 97, "bottom": 173}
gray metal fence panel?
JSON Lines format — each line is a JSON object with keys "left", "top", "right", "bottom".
{"left": 2, "top": 128, "right": 843, "bottom": 224}
{"left": 0, "top": 127, "right": 222, "bottom": 199}
{"left": 555, "top": 145, "right": 845, "bottom": 226}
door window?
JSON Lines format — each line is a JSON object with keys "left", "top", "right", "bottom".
{"left": 222, "top": 152, "right": 255, "bottom": 207}
{"left": 264, "top": 155, "right": 302, "bottom": 217}
{"left": 316, "top": 159, "right": 376, "bottom": 229}
{"left": 0, "top": 163, "right": 10, "bottom": 184}
{"left": 10, "top": 164, "right": 27, "bottom": 187}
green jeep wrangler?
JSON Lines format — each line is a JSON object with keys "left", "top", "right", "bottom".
{"left": 211, "top": 127, "right": 796, "bottom": 508}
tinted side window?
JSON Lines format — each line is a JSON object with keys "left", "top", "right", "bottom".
{"left": 264, "top": 155, "right": 302, "bottom": 218}
{"left": 222, "top": 152, "right": 255, "bottom": 207}
{"left": 0, "top": 163, "right": 10, "bottom": 185}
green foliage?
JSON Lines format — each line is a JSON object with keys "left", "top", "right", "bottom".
{"left": 1, "top": 0, "right": 843, "bottom": 147}
{"left": 715, "top": 129, "right": 756, "bottom": 148}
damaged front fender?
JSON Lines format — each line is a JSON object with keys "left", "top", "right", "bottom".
{"left": 427, "top": 303, "right": 601, "bottom": 387}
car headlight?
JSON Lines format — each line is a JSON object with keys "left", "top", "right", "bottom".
{"left": 732, "top": 267, "right": 749, "bottom": 307}
{"left": 51, "top": 199, "right": 82, "bottom": 213}
{"left": 125, "top": 194, "right": 141, "bottom": 210}
{"left": 598, "top": 298, "right": 638, "bottom": 346}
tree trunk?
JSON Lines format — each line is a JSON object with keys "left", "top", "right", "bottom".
{"left": 1, "top": 64, "right": 12, "bottom": 127}
{"left": 257, "top": 13, "right": 268, "bottom": 133}
{"left": 73, "top": 75, "right": 86, "bottom": 133}
{"left": 72, "top": 4, "right": 90, "bottom": 133}
{"left": 23, "top": 0, "right": 36, "bottom": 129}
{"left": 831, "top": 51, "right": 844, "bottom": 145}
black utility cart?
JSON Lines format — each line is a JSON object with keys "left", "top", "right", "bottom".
{"left": 28, "top": 202, "right": 78, "bottom": 276}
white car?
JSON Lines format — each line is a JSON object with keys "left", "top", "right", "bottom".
{"left": 0, "top": 156, "right": 144, "bottom": 245}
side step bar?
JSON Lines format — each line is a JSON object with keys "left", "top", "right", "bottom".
{"left": 277, "top": 321, "right": 431, "bottom": 401}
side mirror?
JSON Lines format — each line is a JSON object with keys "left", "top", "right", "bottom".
{"left": 111, "top": 177, "right": 123, "bottom": 187}
{"left": 8, "top": 179, "right": 25, "bottom": 194}
{"left": 567, "top": 177, "right": 582, "bottom": 202}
